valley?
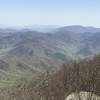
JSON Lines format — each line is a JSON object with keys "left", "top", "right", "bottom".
{"left": 0, "top": 26, "right": 100, "bottom": 86}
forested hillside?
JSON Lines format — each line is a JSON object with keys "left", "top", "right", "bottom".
{"left": 0, "top": 54, "right": 100, "bottom": 100}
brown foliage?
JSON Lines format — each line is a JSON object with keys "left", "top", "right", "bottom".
{"left": 32, "top": 55, "right": 100, "bottom": 100}
{"left": 1, "top": 55, "right": 100, "bottom": 100}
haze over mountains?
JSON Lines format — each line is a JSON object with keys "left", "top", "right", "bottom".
{"left": 57, "top": 25, "right": 100, "bottom": 33}
{"left": 0, "top": 25, "right": 100, "bottom": 86}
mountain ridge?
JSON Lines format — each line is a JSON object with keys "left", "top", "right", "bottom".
{"left": 0, "top": 25, "right": 100, "bottom": 85}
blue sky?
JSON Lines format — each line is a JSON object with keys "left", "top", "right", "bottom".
{"left": 0, "top": 0, "right": 100, "bottom": 27}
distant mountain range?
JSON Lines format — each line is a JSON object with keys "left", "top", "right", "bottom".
{"left": 1, "top": 25, "right": 100, "bottom": 34}
{"left": 0, "top": 25, "right": 100, "bottom": 85}
{"left": 56, "top": 25, "right": 100, "bottom": 33}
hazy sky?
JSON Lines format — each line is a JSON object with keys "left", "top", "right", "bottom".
{"left": 0, "top": 0, "right": 100, "bottom": 27}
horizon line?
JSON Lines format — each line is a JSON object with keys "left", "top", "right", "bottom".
{"left": 0, "top": 25, "right": 100, "bottom": 29}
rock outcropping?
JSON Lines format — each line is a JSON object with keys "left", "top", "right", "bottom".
{"left": 65, "top": 92, "right": 100, "bottom": 100}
